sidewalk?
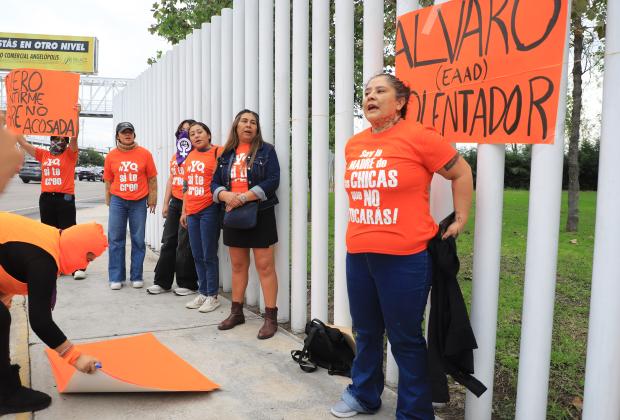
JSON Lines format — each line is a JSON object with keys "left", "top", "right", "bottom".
{"left": 8, "top": 204, "right": 398, "bottom": 420}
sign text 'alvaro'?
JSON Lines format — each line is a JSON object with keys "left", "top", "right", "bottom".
{"left": 395, "top": 0, "right": 568, "bottom": 144}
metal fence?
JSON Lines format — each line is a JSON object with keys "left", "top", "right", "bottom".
{"left": 112, "top": 1, "right": 620, "bottom": 419}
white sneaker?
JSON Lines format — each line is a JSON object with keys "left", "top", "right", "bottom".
{"left": 110, "top": 282, "right": 122, "bottom": 290}
{"left": 198, "top": 296, "right": 221, "bottom": 313}
{"left": 131, "top": 281, "right": 144, "bottom": 288}
{"left": 73, "top": 270, "right": 87, "bottom": 280}
{"left": 174, "top": 287, "right": 197, "bottom": 296}
{"left": 147, "top": 285, "right": 170, "bottom": 294}
{"left": 186, "top": 294, "right": 207, "bottom": 309}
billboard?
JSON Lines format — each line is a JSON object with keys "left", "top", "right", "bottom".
{"left": 0, "top": 33, "right": 98, "bottom": 74}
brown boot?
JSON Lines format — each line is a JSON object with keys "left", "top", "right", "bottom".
{"left": 257, "top": 307, "right": 278, "bottom": 339}
{"left": 218, "top": 302, "right": 245, "bottom": 330}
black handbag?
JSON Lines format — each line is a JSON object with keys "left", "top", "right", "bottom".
{"left": 223, "top": 201, "right": 259, "bottom": 229}
{"left": 291, "top": 319, "right": 354, "bottom": 377}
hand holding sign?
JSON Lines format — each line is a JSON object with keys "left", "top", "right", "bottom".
{"left": 4, "top": 68, "right": 80, "bottom": 137}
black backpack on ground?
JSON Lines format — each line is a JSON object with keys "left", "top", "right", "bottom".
{"left": 291, "top": 319, "right": 354, "bottom": 377}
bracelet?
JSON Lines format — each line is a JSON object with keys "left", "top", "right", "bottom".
{"left": 60, "top": 345, "right": 82, "bottom": 366}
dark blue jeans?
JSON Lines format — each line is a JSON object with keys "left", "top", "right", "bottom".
{"left": 108, "top": 195, "right": 147, "bottom": 283}
{"left": 186, "top": 204, "right": 220, "bottom": 296}
{"left": 345, "top": 251, "right": 434, "bottom": 420}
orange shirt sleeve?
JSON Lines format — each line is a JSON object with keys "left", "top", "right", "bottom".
{"left": 145, "top": 149, "right": 157, "bottom": 178}
{"left": 413, "top": 127, "right": 458, "bottom": 173}
{"left": 66, "top": 148, "right": 79, "bottom": 162}
{"left": 34, "top": 148, "right": 46, "bottom": 163}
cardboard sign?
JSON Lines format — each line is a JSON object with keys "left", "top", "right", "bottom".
{"left": 4, "top": 68, "right": 79, "bottom": 137}
{"left": 45, "top": 333, "right": 220, "bottom": 393}
{"left": 0, "top": 33, "right": 98, "bottom": 74}
{"left": 395, "top": 0, "right": 569, "bottom": 144}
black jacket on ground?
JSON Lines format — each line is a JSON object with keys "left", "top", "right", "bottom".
{"left": 427, "top": 233, "right": 487, "bottom": 403}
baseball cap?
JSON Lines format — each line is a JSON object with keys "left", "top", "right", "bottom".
{"left": 116, "top": 122, "right": 135, "bottom": 135}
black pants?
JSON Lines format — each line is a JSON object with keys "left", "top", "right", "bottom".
{"left": 0, "top": 303, "right": 10, "bottom": 378}
{"left": 39, "top": 192, "right": 77, "bottom": 229}
{"left": 153, "top": 197, "right": 198, "bottom": 290}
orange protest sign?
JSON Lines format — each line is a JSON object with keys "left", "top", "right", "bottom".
{"left": 395, "top": 0, "right": 569, "bottom": 144}
{"left": 4, "top": 68, "right": 79, "bottom": 137}
{"left": 46, "top": 333, "right": 220, "bottom": 393}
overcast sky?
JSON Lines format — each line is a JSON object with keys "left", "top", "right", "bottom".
{"left": 0, "top": 0, "right": 171, "bottom": 148}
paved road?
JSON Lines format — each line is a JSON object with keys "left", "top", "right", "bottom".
{"left": 0, "top": 176, "right": 105, "bottom": 217}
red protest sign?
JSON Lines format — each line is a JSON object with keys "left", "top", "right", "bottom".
{"left": 4, "top": 68, "right": 79, "bottom": 137}
{"left": 395, "top": 0, "right": 569, "bottom": 144}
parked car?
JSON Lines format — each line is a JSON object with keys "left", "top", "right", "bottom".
{"left": 77, "top": 167, "right": 99, "bottom": 182}
{"left": 19, "top": 158, "right": 41, "bottom": 183}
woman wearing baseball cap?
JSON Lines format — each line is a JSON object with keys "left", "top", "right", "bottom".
{"left": 103, "top": 122, "right": 158, "bottom": 290}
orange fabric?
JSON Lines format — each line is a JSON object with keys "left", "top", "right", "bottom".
{"left": 169, "top": 154, "right": 185, "bottom": 200}
{"left": 0, "top": 212, "right": 60, "bottom": 297}
{"left": 183, "top": 147, "right": 219, "bottom": 216}
{"left": 58, "top": 222, "right": 108, "bottom": 275}
{"left": 0, "top": 213, "right": 107, "bottom": 299}
{"left": 103, "top": 146, "right": 157, "bottom": 200}
{"left": 345, "top": 119, "right": 456, "bottom": 255}
{"left": 230, "top": 142, "right": 250, "bottom": 193}
{"left": 45, "top": 333, "right": 220, "bottom": 393}
{"left": 35, "top": 147, "right": 78, "bottom": 194}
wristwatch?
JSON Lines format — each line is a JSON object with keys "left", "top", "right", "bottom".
{"left": 239, "top": 194, "right": 248, "bottom": 204}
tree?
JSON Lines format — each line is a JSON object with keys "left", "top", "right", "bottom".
{"left": 78, "top": 149, "right": 105, "bottom": 166}
{"left": 566, "top": 0, "right": 606, "bottom": 232}
{"left": 147, "top": 0, "right": 232, "bottom": 63}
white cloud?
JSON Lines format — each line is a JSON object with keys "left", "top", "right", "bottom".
{"left": 1, "top": 0, "right": 171, "bottom": 148}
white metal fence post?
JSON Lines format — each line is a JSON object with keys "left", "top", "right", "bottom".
{"left": 514, "top": 8, "right": 571, "bottom": 418}
{"left": 192, "top": 28, "right": 202, "bottom": 119}
{"left": 200, "top": 23, "right": 212, "bottom": 125}
{"left": 232, "top": 0, "right": 246, "bottom": 116}
{"left": 582, "top": 1, "right": 620, "bottom": 416}
{"left": 333, "top": 0, "right": 354, "bottom": 328}
{"left": 184, "top": 35, "right": 194, "bottom": 121}
{"left": 274, "top": 0, "right": 291, "bottom": 323}
{"left": 290, "top": 0, "right": 309, "bottom": 333}
{"left": 259, "top": 0, "right": 275, "bottom": 313}
{"left": 220, "top": 8, "right": 234, "bottom": 293}
{"left": 311, "top": 0, "right": 329, "bottom": 322}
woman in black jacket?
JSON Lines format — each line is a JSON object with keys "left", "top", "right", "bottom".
{"left": 211, "top": 109, "right": 280, "bottom": 339}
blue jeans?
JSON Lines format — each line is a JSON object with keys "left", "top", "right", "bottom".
{"left": 108, "top": 195, "right": 147, "bottom": 283}
{"left": 186, "top": 204, "right": 220, "bottom": 296}
{"left": 345, "top": 251, "right": 434, "bottom": 420}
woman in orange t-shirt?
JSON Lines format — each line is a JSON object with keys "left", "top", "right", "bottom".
{"left": 15, "top": 105, "right": 86, "bottom": 280}
{"left": 179, "top": 122, "right": 221, "bottom": 313}
{"left": 147, "top": 120, "right": 198, "bottom": 296}
{"left": 330, "top": 74, "right": 473, "bottom": 420}
{"left": 103, "top": 122, "right": 158, "bottom": 290}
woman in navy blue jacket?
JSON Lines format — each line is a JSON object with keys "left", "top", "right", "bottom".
{"left": 211, "top": 109, "right": 281, "bottom": 339}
